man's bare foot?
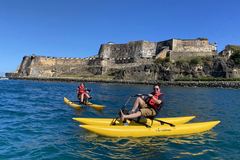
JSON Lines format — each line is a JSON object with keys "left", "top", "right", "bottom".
{"left": 120, "top": 109, "right": 125, "bottom": 121}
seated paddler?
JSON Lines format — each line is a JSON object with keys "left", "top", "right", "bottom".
{"left": 76, "top": 82, "right": 92, "bottom": 104}
{"left": 120, "top": 84, "right": 165, "bottom": 121}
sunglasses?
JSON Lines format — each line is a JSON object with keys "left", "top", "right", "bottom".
{"left": 154, "top": 88, "right": 159, "bottom": 90}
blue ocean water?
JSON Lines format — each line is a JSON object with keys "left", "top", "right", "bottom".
{"left": 0, "top": 79, "right": 239, "bottom": 159}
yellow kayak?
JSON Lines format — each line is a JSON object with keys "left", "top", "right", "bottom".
{"left": 64, "top": 97, "right": 105, "bottom": 111}
{"left": 80, "top": 121, "right": 220, "bottom": 137}
{"left": 73, "top": 116, "right": 195, "bottom": 126}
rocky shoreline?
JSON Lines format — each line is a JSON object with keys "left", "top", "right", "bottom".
{"left": 8, "top": 77, "right": 240, "bottom": 89}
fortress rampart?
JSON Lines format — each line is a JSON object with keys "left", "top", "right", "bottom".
{"left": 9, "top": 37, "right": 218, "bottom": 77}
{"left": 98, "top": 41, "right": 157, "bottom": 59}
{"left": 98, "top": 38, "right": 217, "bottom": 63}
{"left": 169, "top": 38, "right": 217, "bottom": 60}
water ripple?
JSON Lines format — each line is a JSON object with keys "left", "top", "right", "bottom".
{"left": 0, "top": 80, "right": 239, "bottom": 159}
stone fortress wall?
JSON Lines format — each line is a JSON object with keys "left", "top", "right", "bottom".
{"left": 169, "top": 38, "right": 217, "bottom": 60}
{"left": 98, "top": 37, "right": 217, "bottom": 66}
{"left": 98, "top": 38, "right": 217, "bottom": 60}
{"left": 9, "top": 37, "right": 218, "bottom": 77}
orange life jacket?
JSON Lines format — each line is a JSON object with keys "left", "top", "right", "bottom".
{"left": 78, "top": 86, "right": 86, "bottom": 94}
{"left": 145, "top": 92, "right": 164, "bottom": 109}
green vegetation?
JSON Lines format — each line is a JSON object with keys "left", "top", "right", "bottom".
{"left": 201, "top": 55, "right": 213, "bottom": 65}
{"left": 165, "top": 57, "right": 170, "bottom": 62}
{"left": 174, "top": 55, "right": 213, "bottom": 65}
{"left": 175, "top": 77, "right": 240, "bottom": 81}
{"left": 190, "top": 56, "right": 201, "bottom": 64}
{"left": 107, "top": 69, "right": 123, "bottom": 76}
{"left": 139, "top": 79, "right": 144, "bottom": 81}
{"left": 230, "top": 50, "right": 240, "bottom": 64}
{"left": 154, "top": 57, "right": 170, "bottom": 64}
{"left": 154, "top": 57, "right": 164, "bottom": 64}
{"left": 175, "top": 59, "right": 185, "bottom": 65}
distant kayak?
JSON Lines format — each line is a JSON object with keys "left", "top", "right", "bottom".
{"left": 79, "top": 121, "right": 220, "bottom": 137}
{"left": 64, "top": 97, "right": 105, "bottom": 111}
{"left": 73, "top": 116, "right": 196, "bottom": 126}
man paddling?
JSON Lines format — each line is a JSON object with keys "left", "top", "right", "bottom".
{"left": 76, "top": 82, "right": 92, "bottom": 104}
{"left": 120, "top": 84, "right": 165, "bottom": 121}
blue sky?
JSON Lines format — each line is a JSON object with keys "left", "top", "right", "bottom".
{"left": 0, "top": 0, "right": 239, "bottom": 75}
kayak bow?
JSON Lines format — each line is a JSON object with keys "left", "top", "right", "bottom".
{"left": 64, "top": 97, "right": 105, "bottom": 111}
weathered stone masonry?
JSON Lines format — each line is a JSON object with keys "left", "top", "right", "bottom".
{"left": 98, "top": 38, "right": 217, "bottom": 64}
{"left": 6, "top": 37, "right": 218, "bottom": 78}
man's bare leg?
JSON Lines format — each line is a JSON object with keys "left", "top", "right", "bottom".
{"left": 80, "top": 94, "right": 84, "bottom": 103}
{"left": 131, "top": 97, "right": 144, "bottom": 112}
{"left": 120, "top": 110, "right": 142, "bottom": 121}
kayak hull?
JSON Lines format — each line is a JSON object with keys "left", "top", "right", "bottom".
{"left": 73, "top": 116, "right": 195, "bottom": 126}
{"left": 64, "top": 97, "right": 105, "bottom": 111}
{"left": 80, "top": 121, "right": 220, "bottom": 137}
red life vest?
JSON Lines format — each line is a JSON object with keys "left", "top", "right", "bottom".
{"left": 145, "top": 92, "right": 164, "bottom": 109}
{"left": 78, "top": 86, "right": 86, "bottom": 94}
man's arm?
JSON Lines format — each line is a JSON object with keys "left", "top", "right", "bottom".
{"left": 148, "top": 94, "right": 161, "bottom": 105}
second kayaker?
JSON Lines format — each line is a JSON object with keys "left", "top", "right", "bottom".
{"left": 120, "top": 84, "right": 165, "bottom": 121}
{"left": 76, "top": 82, "right": 92, "bottom": 104}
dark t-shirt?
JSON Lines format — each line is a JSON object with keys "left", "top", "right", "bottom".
{"left": 157, "top": 94, "right": 165, "bottom": 104}
{"left": 155, "top": 93, "right": 165, "bottom": 113}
